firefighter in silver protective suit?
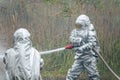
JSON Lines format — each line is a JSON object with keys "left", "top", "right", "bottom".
{"left": 3, "top": 28, "right": 44, "bottom": 80}
{"left": 66, "top": 14, "right": 100, "bottom": 80}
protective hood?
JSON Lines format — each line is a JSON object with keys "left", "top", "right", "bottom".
{"left": 13, "top": 28, "right": 32, "bottom": 51}
{"left": 75, "top": 14, "right": 91, "bottom": 29}
{"left": 13, "top": 28, "right": 33, "bottom": 79}
{"left": 4, "top": 28, "right": 41, "bottom": 80}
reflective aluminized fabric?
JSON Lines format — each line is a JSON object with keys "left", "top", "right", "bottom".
{"left": 3, "top": 28, "right": 43, "bottom": 80}
{"left": 66, "top": 14, "right": 100, "bottom": 80}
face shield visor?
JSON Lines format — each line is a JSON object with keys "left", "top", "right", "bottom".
{"left": 75, "top": 23, "right": 82, "bottom": 29}
{"left": 14, "top": 28, "right": 31, "bottom": 44}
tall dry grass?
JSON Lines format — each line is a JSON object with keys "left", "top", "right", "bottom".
{"left": 0, "top": 0, "right": 120, "bottom": 79}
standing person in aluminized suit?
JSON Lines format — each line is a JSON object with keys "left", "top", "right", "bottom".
{"left": 66, "top": 14, "right": 100, "bottom": 80}
{"left": 3, "top": 28, "right": 44, "bottom": 80}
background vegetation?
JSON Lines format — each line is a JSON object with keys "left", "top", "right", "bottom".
{"left": 0, "top": 0, "right": 120, "bottom": 80}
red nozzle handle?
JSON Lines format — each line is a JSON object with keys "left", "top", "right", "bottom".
{"left": 65, "top": 44, "right": 74, "bottom": 49}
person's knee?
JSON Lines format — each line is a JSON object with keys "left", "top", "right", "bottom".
{"left": 66, "top": 70, "right": 80, "bottom": 80}
{"left": 89, "top": 74, "right": 100, "bottom": 80}
{"left": 66, "top": 75, "right": 77, "bottom": 80}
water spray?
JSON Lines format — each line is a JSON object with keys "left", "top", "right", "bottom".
{"left": 40, "top": 44, "right": 73, "bottom": 55}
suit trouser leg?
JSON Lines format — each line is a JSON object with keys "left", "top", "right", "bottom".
{"left": 66, "top": 59, "right": 84, "bottom": 80}
{"left": 84, "top": 57, "right": 100, "bottom": 80}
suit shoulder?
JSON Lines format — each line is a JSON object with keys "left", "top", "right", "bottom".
{"left": 72, "top": 29, "right": 76, "bottom": 32}
{"left": 89, "top": 30, "right": 96, "bottom": 36}
{"left": 32, "top": 47, "right": 39, "bottom": 53}
{"left": 5, "top": 48, "right": 14, "bottom": 54}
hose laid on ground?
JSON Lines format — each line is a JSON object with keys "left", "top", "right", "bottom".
{"left": 93, "top": 49, "right": 120, "bottom": 80}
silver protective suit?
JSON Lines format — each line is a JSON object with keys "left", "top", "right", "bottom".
{"left": 66, "top": 14, "right": 100, "bottom": 80}
{"left": 3, "top": 28, "right": 43, "bottom": 80}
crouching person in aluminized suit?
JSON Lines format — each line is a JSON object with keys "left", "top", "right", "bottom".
{"left": 3, "top": 28, "right": 44, "bottom": 80}
{"left": 66, "top": 14, "right": 100, "bottom": 80}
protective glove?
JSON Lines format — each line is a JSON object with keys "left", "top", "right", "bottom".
{"left": 40, "top": 58, "right": 44, "bottom": 70}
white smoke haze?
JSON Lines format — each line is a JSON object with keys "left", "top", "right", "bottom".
{"left": 0, "top": 33, "right": 9, "bottom": 80}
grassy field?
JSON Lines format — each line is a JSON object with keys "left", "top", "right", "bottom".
{"left": 0, "top": 0, "right": 120, "bottom": 80}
